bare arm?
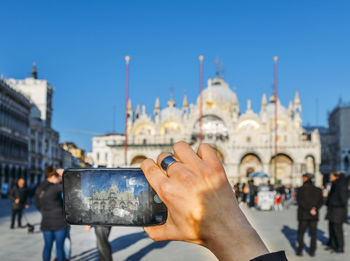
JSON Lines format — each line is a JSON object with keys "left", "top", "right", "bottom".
{"left": 142, "top": 141, "right": 269, "bottom": 261}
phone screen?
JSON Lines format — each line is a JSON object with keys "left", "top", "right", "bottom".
{"left": 63, "top": 168, "right": 167, "bottom": 226}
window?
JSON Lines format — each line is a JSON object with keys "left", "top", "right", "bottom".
{"left": 105, "top": 152, "right": 108, "bottom": 162}
{"left": 97, "top": 152, "right": 100, "bottom": 161}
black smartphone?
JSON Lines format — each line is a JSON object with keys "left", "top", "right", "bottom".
{"left": 63, "top": 168, "right": 167, "bottom": 226}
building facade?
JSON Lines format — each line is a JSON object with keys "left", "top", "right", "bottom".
{"left": 61, "top": 142, "right": 86, "bottom": 167}
{"left": 315, "top": 102, "right": 350, "bottom": 177}
{"left": 0, "top": 78, "right": 31, "bottom": 188}
{"left": 92, "top": 76, "right": 322, "bottom": 186}
{"left": 6, "top": 65, "right": 61, "bottom": 183}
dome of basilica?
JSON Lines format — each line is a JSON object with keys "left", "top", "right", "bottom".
{"left": 199, "top": 76, "right": 238, "bottom": 107}
{"left": 160, "top": 97, "right": 182, "bottom": 120}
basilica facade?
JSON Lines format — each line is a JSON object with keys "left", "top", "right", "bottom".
{"left": 92, "top": 76, "right": 321, "bottom": 186}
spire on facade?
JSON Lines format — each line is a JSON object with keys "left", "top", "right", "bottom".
{"left": 135, "top": 104, "right": 140, "bottom": 119}
{"left": 127, "top": 99, "right": 133, "bottom": 121}
{"left": 294, "top": 91, "right": 302, "bottom": 114}
{"left": 127, "top": 99, "right": 132, "bottom": 110}
{"left": 260, "top": 93, "right": 267, "bottom": 113}
{"left": 288, "top": 100, "right": 293, "bottom": 111}
{"left": 262, "top": 93, "right": 267, "bottom": 106}
{"left": 182, "top": 95, "right": 188, "bottom": 109}
{"left": 208, "top": 78, "right": 212, "bottom": 88}
{"left": 155, "top": 97, "right": 160, "bottom": 109}
{"left": 31, "top": 61, "right": 38, "bottom": 79}
{"left": 294, "top": 91, "right": 301, "bottom": 105}
{"left": 141, "top": 104, "right": 146, "bottom": 116}
{"left": 246, "top": 99, "right": 252, "bottom": 112}
{"left": 154, "top": 97, "right": 160, "bottom": 121}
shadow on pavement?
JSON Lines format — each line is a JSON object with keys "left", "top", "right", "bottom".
{"left": 125, "top": 240, "right": 170, "bottom": 261}
{"left": 71, "top": 231, "right": 166, "bottom": 261}
{"left": 281, "top": 225, "right": 329, "bottom": 254}
{"left": 281, "top": 225, "right": 298, "bottom": 252}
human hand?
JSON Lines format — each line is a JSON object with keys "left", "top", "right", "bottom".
{"left": 85, "top": 225, "right": 91, "bottom": 232}
{"left": 25, "top": 204, "right": 29, "bottom": 209}
{"left": 310, "top": 207, "right": 316, "bottom": 216}
{"left": 142, "top": 141, "right": 268, "bottom": 261}
{"left": 15, "top": 199, "right": 20, "bottom": 204}
{"left": 56, "top": 169, "right": 64, "bottom": 176}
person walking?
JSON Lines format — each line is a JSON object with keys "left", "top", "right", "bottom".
{"left": 35, "top": 167, "right": 67, "bottom": 261}
{"left": 326, "top": 171, "right": 348, "bottom": 253}
{"left": 296, "top": 173, "right": 323, "bottom": 257}
{"left": 9, "top": 178, "right": 28, "bottom": 229}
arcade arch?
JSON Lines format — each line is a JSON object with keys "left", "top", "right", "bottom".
{"left": 130, "top": 155, "right": 147, "bottom": 167}
{"left": 304, "top": 155, "right": 316, "bottom": 174}
{"left": 239, "top": 153, "right": 263, "bottom": 177}
{"left": 192, "top": 115, "right": 228, "bottom": 141}
{"left": 270, "top": 154, "right": 293, "bottom": 184}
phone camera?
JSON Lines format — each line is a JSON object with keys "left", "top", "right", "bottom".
{"left": 154, "top": 194, "right": 162, "bottom": 204}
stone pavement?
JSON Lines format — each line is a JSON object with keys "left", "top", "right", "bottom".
{"left": 242, "top": 203, "right": 349, "bottom": 261}
{"left": 0, "top": 198, "right": 349, "bottom": 261}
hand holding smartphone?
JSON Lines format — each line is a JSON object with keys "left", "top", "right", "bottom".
{"left": 63, "top": 168, "right": 167, "bottom": 226}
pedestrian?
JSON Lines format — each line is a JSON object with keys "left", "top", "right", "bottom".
{"left": 241, "top": 183, "right": 249, "bottom": 204}
{"left": 326, "top": 171, "right": 348, "bottom": 253}
{"left": 86, "top": 226, "right": 112, "bottom": 261}
{"left": 233, "top": 182, "right": 241, "bottom": 201}
{"left": 9, "top": 178, "right": 29, "bottom": 229}
{"left": 296, "top": 173, "right": 323, "bottom": 257}
{"left": 35, "top": 166, "right": 67, "bottom": 261}
{"left": 274, "top": 193, "right": 283, "bottom": 211}
{"left": 267, "top": 180, "right": 274, "bottom": 191}
{"left": 248, "top": 179, "right": 257, "bottom": 208}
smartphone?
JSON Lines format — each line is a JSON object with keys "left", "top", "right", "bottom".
{"left": 63, "top": 168, "right": 167, "bottom": 226}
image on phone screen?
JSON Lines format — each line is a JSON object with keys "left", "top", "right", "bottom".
{"left": 63, "top": 168, "right": 167, "bottom": 226}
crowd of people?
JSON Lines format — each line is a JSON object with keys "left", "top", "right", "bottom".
{"left": 5, "top": 141, "right": 350, "bottom": 260}
{"left": 233, "top": 179, "right": 296, "bottom": 210}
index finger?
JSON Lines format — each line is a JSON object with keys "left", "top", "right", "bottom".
{"left": 141, "top": 158, "right": 168, "bottom": 194}
{"left": 56, "top": 169, "right": 64, "bottom": 176}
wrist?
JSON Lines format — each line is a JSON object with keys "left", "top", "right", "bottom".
{"left": 203, "top": 211, "right": 269, "bottom": 261}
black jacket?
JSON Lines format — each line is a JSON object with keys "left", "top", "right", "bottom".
{"left": 10, "top": 186, "right": 28, "bottom": 210}
{"left": 251, "top": 251, "right": 287, "bottom": 261}
{"left": 297, "top": 180, "right": 323, "bottom": 221}
{"left": 35, "top": 180, "right": 67, "bottom": 231}
{"left": 326, "top": 175, "right": 348, "bottom": 223}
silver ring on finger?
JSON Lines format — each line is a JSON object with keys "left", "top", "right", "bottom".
{"left": 160, "top": 155, "right": 178, "bottom": 172}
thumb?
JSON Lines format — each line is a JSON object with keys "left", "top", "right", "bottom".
{"left": 144, "top": 223, "right": 171, "bottom": 241}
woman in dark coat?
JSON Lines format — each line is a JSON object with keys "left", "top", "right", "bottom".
{"left": 35, "top": 167, "right": 67, "bottom": 261}
{"left": 326, "top": 172, "right": 348, "bottom": 253}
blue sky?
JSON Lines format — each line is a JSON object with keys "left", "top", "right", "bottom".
{"left": 0, "top": 0, "right": 349, "bottom": 151}
{"left": 82, "top": 171, "right": 148, "bottom": 197}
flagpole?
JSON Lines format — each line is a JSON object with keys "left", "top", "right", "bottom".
{"left": 124, "top": 56, "right": 130, "bottom": 166}
{"left": 199, "top": 55, "right": 204, "bottom": 144}
{"left": 273, "top": 56, "right": 278, "bottom": 184}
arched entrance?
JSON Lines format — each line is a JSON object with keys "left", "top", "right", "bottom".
{"left": 240, "top": 153, "right": 263, "bottom": 178}
{"left": 270, "top": 154, "right": 293, "bottom": 184}
{"left": 192, "top": 115, "right": 228, "bottom": 142}
{"left": 305, "top": 155, "right": 316, "bottom": 174}
{"left": 130, "top": 155, "right": 147, "bottom": 167}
